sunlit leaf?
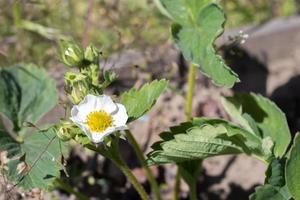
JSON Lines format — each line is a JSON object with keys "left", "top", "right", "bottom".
{"left": 250, "top": 185, "right": 291, "bottom": 200}
{"left": 0, "top": 128, "right": 68, "bottom": 191}
{"left": 120, "top": 79, "right": 168, "bottom": 122}
{"left": 147, "top": 118, "right": 262, "bottom": 165}
{"left": 159, "top": 0, "right": 239, "bottom": 87}
{"left": 221, "top": 93, "right": 291, "bottom": 157}
{"left": 251, "top": 156, "right": 292, "bottom": 200}
{"left": 286, "top": 133, "right": 300, "bottom": 200}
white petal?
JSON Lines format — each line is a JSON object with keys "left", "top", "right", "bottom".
{"left": 112, "top": 103, "right": 128, "bottom": 127}
{"left": 70, "top": 106, "right": 84, "bottom": 123}
{"left": 90, "top": 127, "right": 116, "bottom": 143}
{"left": 72, "top": 94, "right": 98, "bottom": 120}
{"left": 71, "top": 121, "right": 94, "bottom": 141}
{"left": 95, "top": 95, "right": 117, "bottom": 113}
{"left": 114, "top": 125, "right": 128, "bottom": 131}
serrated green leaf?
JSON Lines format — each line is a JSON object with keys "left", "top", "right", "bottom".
{"left": 192, "top": 118, "right": 263, "bottom": 156}
{"left": 265, "top": 157, "right": 285, "bottom": 188}
{"left": 160, "top": 0, "right": 214, "bottom": 25}
{"left": 251, "top": 156, "right": 292, "bottom": 200}
{"left": 286, "top": 133, "right": 300, "bottom": 200}
{"left": 120, "top": 79, "right": 168, "bottom": 122}
{"left": 147, "top": 119, "right": 260, "bottom": 165}
{"left": 159, "top": 0, "right": 239, "bottom": 87}
{"left": 250, "top": 185, "right": 291, "bottom": 200}
{"left": 0, "top": 64, "right": 58, "bottom": 132}
{"left": 0, "top": 128, "right": 68, "bottom": 191}
{"left": 221, "top": 93, "right": 291, "bottom": 157}
{"left": 0, "top": 130, "right": 21, "bottom": 158}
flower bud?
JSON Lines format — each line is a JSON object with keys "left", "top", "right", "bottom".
{"left": 64, "top": 72, "right": 90, "bottom": 104}
{"left": 102, "top": 70, "right": 117, "bottom": 88}
{"left": 84, "top": 45, "right": 99, "bottom": 64}
{"left": 59, "top": 41, "right": 84, "bottom": 67}
{"left": 80, "top": 64, "right": 100, "bottom": 86}
{"left": 55, "top": 120, "right": 78, "bottom": 141}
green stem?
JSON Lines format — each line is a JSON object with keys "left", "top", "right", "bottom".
{"left": 185, "top": 63, "right": 196, "bottom": 121}
{"left": 173, "top": 63, "right": 197, "bottom": 200}
{"left": 85, "top": 142, "right": 149, "bottom": 200}
{"left": 84, "top": 143, "right": 112, "bottom": 159}
{"left": 125, "top": 130, "right": 161, "bottom": 200}
{"left": 173, "top": 172, "right": 181, "bottom": 200}
{"left": 189, "top": 181, "right": 197, "bottom": 200}
{"left": 113, "top": 156, "right": 150, "bottom": 200}
{"left": 54, "top": 179, "right": 89, "bottom": 200}
{"left": 110, "top": 140, "right": 150, "bottom": 200}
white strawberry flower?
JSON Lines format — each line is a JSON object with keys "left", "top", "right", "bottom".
{"left": 70, "top": 94, "right": 128, "bottom": 143}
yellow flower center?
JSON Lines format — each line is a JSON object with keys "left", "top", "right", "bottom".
{"left": 86, "top": 110, "right": 113, "bottom": 133}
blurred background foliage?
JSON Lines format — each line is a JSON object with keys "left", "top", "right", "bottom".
{"left": 0, "top": 0, "right": 299, "bottom": 68}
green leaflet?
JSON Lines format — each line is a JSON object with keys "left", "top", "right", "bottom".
{"left": 0, "top": 128, "right": 68, "bottom": 191}
{"left": 0, "top": 63, "right": 63, "bottom": 191}
{"left": 221, "top": 93, "right": 291, "bottom": 158}
{"left": 265, "top": 158, "right": 285, "bottom": 187}
{"left": 192, "top": 118, "right": 263, "bottom": 157}
{"left": 159, "top": 0, "right": 239, "bottom": 87}
{"left": 0, "top": 64, "right": 58, "bottom": 132}
{"left": 250, "top": 185, "right": 291, "bottom": 200}
{"left": 0, "top": 129, "right": 21, "bottom": 158}
{"left": 286, "top": 133, "right": 300, "bottom": 200}
{"left": 160, "top": 0, "right": 214, "bottom": 26}
{"left": 120, "top": 79, "right": 168, "bottom": 122}
{"left": 146, "top": 119, "right": 261, "bottom": 165}
{"left": 250, "top": 156, "right": 292, "bottom": 200}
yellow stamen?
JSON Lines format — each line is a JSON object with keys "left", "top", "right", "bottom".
{"left": 86, "top": 110, "right": 113, "bottom": 133}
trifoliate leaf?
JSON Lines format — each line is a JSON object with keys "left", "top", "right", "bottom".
{"left": 221, "top": 93, "right": 291, "bottom": 158}
{"left": 120, "top": 79, "right": 168, "bottom": 122}
{"left": 0, "top": 64, "right": 58, "bottom": 132}
{"left": 147, "top": 118, "right": 261, "bottom": 165}
{"left": 286, "top": 132, "right": 300, "bottom": 200}
{"left": 160, "top": 0, "right": 239, "bottom": 87}
{"left": 0, "top": 128, "right": 68, "bottom": 191}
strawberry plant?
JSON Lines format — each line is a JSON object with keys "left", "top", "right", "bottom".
{"left": 0, "top": 1, "right": 299, "bottom": 200}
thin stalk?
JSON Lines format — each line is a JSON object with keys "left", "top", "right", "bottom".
{"left": 173, "top": 63, "right": 197, "bottom": 200}
{"left": 173, "top": 172, "right": 181, "bottom": 200}
{"left": 125, "top": 130, "right": 161, "bottom": 200}
{"left": 185, "top": 63, "right": 196, "bottom": 121}
{"left": 113, "top": 156, "right": 150, "bottom": 200}
{"left": 54, "top": 179, "right": 89, "bottom": 200}
{"left": 189, "top": 181, "right": 197, "bottom": 200}
{"left": 110, "top": 140, "right": 150, "bottom": 200}
{"left": 85, "top": 142, "right": 149, "bottom": 200}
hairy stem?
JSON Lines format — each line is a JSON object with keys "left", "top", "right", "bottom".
{"left": 125, "top": 130, "right": 161, "bottom": 200}
{"left": 173, "top": 172, "right": 181, "bottom": 200}
{"left": 85, "top": 142, "right": 149, "bottom": 200}
{"left": 189, "top": 181, "right": 197, "bottom": 200}
{"left": 174, "top": 63, "right": 197, "bottom": 200}
{"left": 185, "top": 63, "right": 196, "bottom": 120}
{"left": 113, "top": 157, "right": 150, "bottom": 200}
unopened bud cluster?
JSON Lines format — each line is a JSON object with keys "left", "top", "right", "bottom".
{"left": 59, "top": 41, "right": 103, "bottom": 104}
